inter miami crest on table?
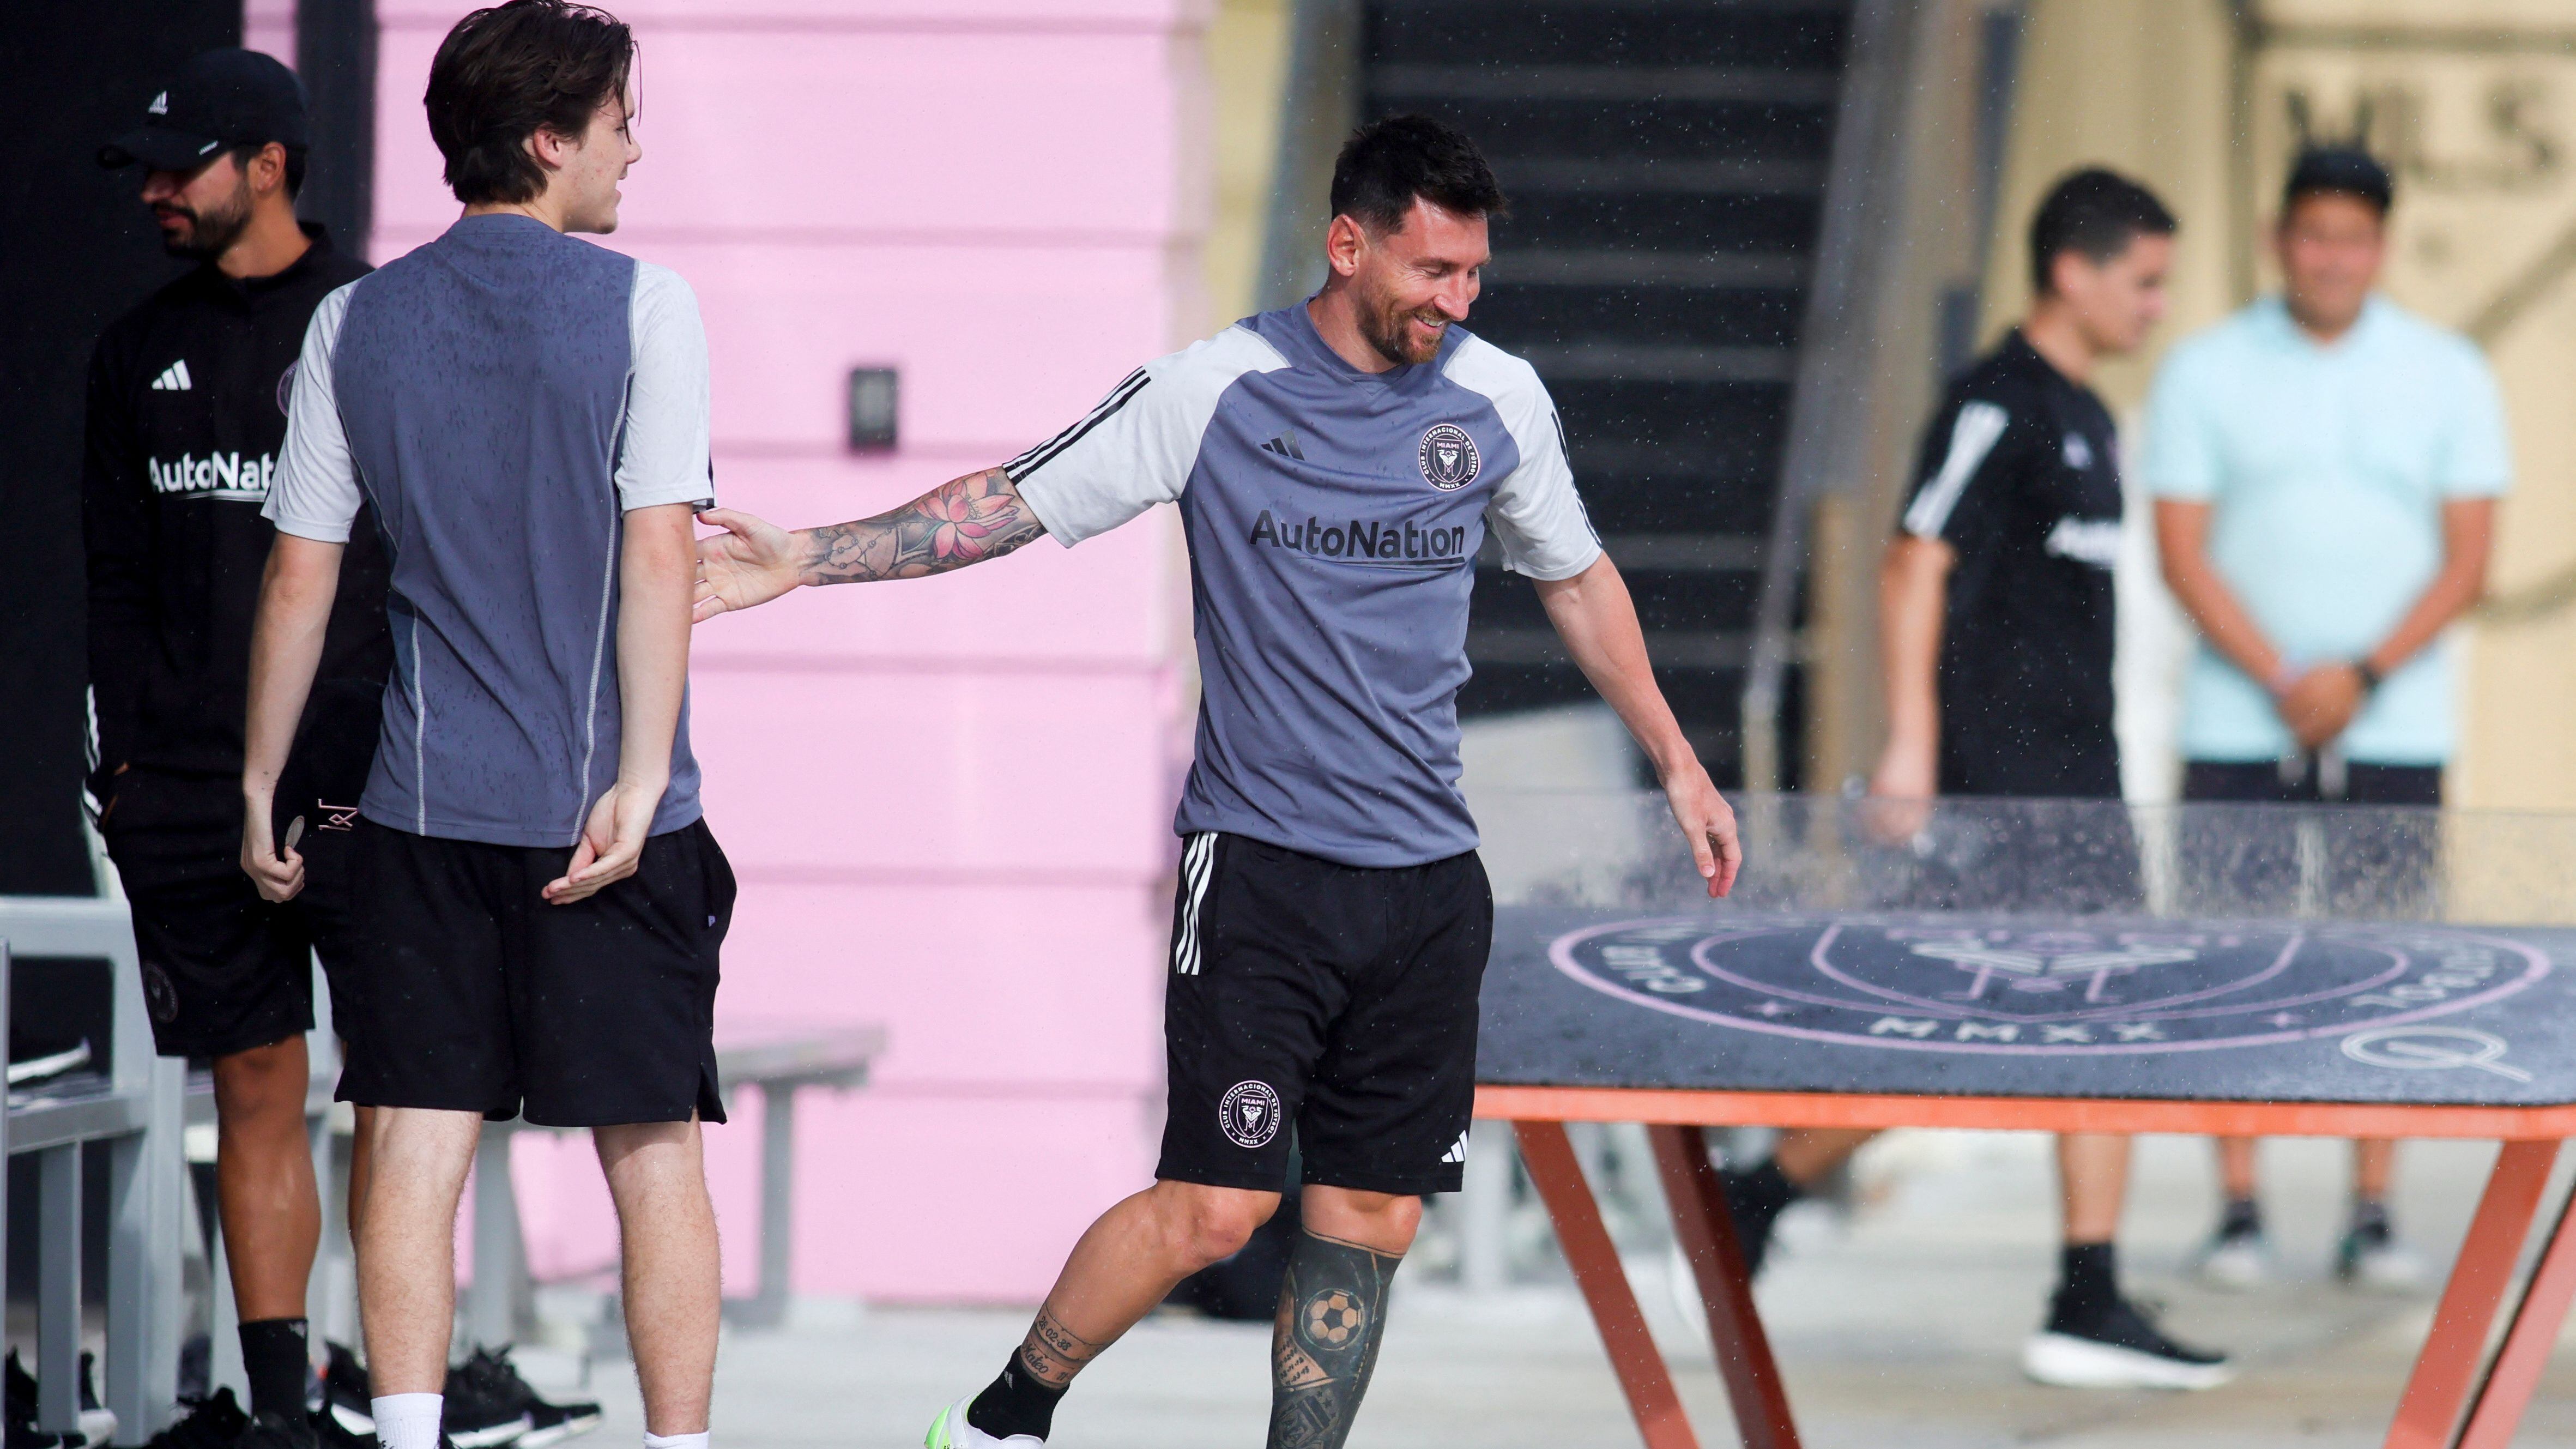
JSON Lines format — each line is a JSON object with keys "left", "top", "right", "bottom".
{"left": 1417, "top": 422, "right": 1479, "bottom": 491}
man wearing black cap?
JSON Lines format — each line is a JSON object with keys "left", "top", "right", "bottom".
{"left": 85, "top": 48, "right": 383, "bottom": 1449}
{"left": 2148, "top": 146, "right": 2509, "bottom": 1293}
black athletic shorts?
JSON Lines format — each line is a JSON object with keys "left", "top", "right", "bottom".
{"left": 1158, "top": 833, "right": 1491, "bottom": 1198}
{"left": 100, "top": 769, "right": 365, "bottom": 1060}
{"left": 337, "top": 817, "right": 733, "bottom": 1128}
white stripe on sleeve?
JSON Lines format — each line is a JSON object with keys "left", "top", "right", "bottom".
{"left": 1902, "top": 400, "right": 2010, "bottom": 540}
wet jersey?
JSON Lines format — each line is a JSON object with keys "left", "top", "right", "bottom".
{"left": 1012, "top": 303, "right": 1600, "bottom": 867}
{"left": 1897, "top": 330, "right": 2123, "bottom": 798}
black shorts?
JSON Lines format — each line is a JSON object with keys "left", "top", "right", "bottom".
{"left": 1158, "top": 833, "right": 1491, "bottom": 1198}
{"left": 101, "top": 769, "right": 365, "bottom": 1060}
{"left": 337, "top": 817, "right": 733, "bottom": 1128}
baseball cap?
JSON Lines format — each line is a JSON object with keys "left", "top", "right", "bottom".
{"left": 99, "top": 48, "right": 309, "bottom": 172}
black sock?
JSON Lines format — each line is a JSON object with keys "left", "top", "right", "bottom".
{"left": 2218, "top": 1196, "right": 2261, "bottom": 1236}
{"left": 966, "top": 1351, "right": 1066, "bottom": 1442}
{"left": 2350, "top": 1198, "right": 2391, "bottom": 1239}
{"left": 2055, "top": 1242, "right": 2120, "bottom": 1318}
{"left": 1732, "top": 1159, "right": 1802, "bottom": 1221}
{"left": 237, "top": 1318, "right": 311, "bottom": 1422}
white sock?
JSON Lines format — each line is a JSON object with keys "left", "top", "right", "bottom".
{"left": 643, "top": 1433, "right": 709, "bottom": 1449}
{"left": 372, "top": 1394, "right": 443, "bottom": 1449}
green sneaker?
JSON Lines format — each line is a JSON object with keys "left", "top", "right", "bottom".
{"left": 924, "top": 1397, "right": 1038, "bottom": 1448}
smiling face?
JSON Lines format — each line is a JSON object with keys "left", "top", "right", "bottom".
{"left": 1331, "top": 197, "right": 1490, "bottom": 368}
{"left": 537, "top": 90, "right": 642, "bottom": 233}
{"left": 2276, "top": 190, "right": 2385, "bottom": 339}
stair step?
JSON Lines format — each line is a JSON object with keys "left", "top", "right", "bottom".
{"left": 1496, "top": 156, "right": 1825, "bottom": 195}
{"left": 1516, "top": 342, "right": 1796, "bottom": 383}
{"left": 1490, "top": 250, "right": 1810, "bottom": 288}
{"left": 1466, "top": 627, "right": 1753, "bottom": 670}
{"left": 1474, "top": 283, "right": 1801, "bottom": 352}
{"left": 1381, "top": 97, "right": 1834, "bottom": 164}
{"left": 1374, "top": 63, "right": 1840, "bottom": 105}
{"left": 1372, "top": 2, "right": 1851, "bottom": 73}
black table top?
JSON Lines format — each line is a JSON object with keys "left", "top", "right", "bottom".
{"left": 1478, "top": 908, "right": 2576, "bottom": 1107}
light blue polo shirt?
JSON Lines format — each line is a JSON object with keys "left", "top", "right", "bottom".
{"left": 2144, "top": 295, "right": 2511, "bottom": 764}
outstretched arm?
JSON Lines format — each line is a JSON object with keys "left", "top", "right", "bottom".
{"left": 1535, "top": 553, "right": 1742, "bottom": 898}
{"left": 241, "top": 535, "right": 345, "bottom": 901}
{"left": 693, "top": 466, "right": 1048, "bottom": 621}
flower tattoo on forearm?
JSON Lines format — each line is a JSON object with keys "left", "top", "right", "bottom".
{"left": 799, "top": 467, "right": 1046, "bottom": 585}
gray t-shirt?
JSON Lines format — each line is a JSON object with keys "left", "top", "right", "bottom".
{"left": 266, "top": 214, "right": 715, "bottom": 847}
{"left": 1014, "top": 303, "right": 1599, "bottom": 868}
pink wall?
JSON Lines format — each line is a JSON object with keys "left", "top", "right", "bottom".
{"left": 368, "top": 0, "right": 1208, "bottom": 1302}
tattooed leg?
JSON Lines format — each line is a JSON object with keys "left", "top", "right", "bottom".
{"left": 1014, "top": 1304, "right": 1110, "bottom": 1387}
{"left": 1268, "top": 1230, "right": 1404, "bottom": 1449}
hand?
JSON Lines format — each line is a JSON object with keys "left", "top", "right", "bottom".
{"left": 1663, "top": 763, "right": 1742, "bottom": 898}
{"left": 545, "top": 778, "right": 663, "bottom": 904}
{"left": 693, "top": 508, "right": 803, "bottom": 623}
{"left": 1864, "top": 740, "right": 1936, "bottom": 844}
{"left": 2276, "top": 663, "right": 2364, "bottom": 751}
{"left": 240, "top": 792, "right": 304, "bottom": 902}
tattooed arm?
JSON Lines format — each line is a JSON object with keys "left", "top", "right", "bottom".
{"left": 691, "top": 465, "right": 1047, "bottom": 621}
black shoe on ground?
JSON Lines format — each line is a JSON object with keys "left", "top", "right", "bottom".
{"left": 234, "top": 1412, "right": 314, "bottom": 1449}
{"left": 452, "top": 1349, "right": 600, "bottom": 1449}
{"left": 144, "top": 1388, "right": 248, "bottom": 1449}
{"left": 4, "top": 1351, "right": 80, "bottom": 1449}
{"left": 2022, "top": 1293, "right": 2233, "bottom": 1391}
{"left": 439, "top": 1353, "right": 533, "bottom": 1449}
{"left": 313, "top": 1344, "right": 372, "bottom": 1449}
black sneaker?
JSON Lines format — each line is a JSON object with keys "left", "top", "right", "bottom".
{"left": 313, "top": 1344, "right": 372, "bottom": 1449}
{"left": 3, "top": 1351, "right": 79, "bottom": 1449}
{"left": 439, "top": 1353, "right": 532, "bottom": 1449}
{"left": 451, "top": 1350, "right": 599, "bottom": 1449}
{"left": 2022, "top": 1293, "right": 2233, "bottom": 1391}
{"left": 233, "top": 1412, "right": 314, "bottom": 1449}
{"left": 144, "top": 1389, "right": 248, "bottom": 1449}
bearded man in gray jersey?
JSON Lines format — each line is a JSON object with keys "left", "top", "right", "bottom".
{"left": 696, "top": 116, "right": 1742, "bottom": 1449}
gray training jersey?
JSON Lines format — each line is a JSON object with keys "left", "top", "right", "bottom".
{"left": 1013, "top": 303, "right": 1600, "bottom": 868}
{"left": 265, "top": 214, "right": 717, "bottom": 847}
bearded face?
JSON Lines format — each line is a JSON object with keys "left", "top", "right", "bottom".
{"left": 154, "top": 161, "right": 255, "bottom": 261}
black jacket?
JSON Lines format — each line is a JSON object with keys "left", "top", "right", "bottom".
{"left": 82, "top": 224, "right": 391, "bottom": 821}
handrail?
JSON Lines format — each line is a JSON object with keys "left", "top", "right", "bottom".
{"left": 1741, "top": 0, "right": 1913, "bottom": 792}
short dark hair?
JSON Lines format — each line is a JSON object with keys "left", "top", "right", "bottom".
{"left": 228, "top": 140, "right": 305, "bottom": 200}
{"left": 2027, "top": 167, "right": 2176, "bottom": 295}
{"left": 424, "top": 0, "right": 636, "bottom": 206}
{"left": 2284, "top": 146, "right": 2393, "bottom": 219}
{"left": 1329, "top": 114, "right": 1509, "bottom": 234}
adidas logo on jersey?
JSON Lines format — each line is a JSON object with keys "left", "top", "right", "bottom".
{"left": 150, "top": 360, "right": 193, "bottom": 391}
{"left": 1260, "top": 431, "right": 1306, "bottom": 461}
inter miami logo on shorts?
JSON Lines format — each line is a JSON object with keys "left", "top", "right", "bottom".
{"left": 1417, "top": 423, "right": 1480, "bottom": 491}
{"left": 1218, "top": 1079, "right": 1283, "bottom": 1148}
{"left": 143, "top": 963, "right": 180, "bottom": 1024}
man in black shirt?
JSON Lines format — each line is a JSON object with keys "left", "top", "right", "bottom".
{"left": 1721, "top": 171, "right": 2228, "bottom": 1390}
{"left": 86, "top": 50, "right": 384, "bottom": 1449}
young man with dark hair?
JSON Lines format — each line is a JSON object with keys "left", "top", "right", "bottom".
{"left": 1721, "top": 168, "right": 2229, "bottom": 1391}
{"left": 693, "top": 112, "right": 1743, "bottom": 1449}
{"left": 86, "top": 48, "right": 380, "bottom": 1449}
{"left": 243, "top": 8, "right": 722, "bottom": 1449}
{"left": 2150, "top": 147, "right": 2508, "bottom": 1291}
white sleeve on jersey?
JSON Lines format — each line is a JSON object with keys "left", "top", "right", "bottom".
{"left": 1009, "top": 325, "right": 1292, "bottom": 546}
{"left": 265, "top": 281, "right": 365, "bottom": 544}
{"left": 615, "top": 262, "right": 717, "bottom": 513}
{"left": 1443, "top": 334, "right": 1603, "bottom": 581}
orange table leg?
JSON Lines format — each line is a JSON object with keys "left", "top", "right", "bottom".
{"left": 2384, "top": 1139, "right": 2560, "bottom": 1449}
{"left": 1647, "top": 1125, "right": 1801, "bottom": 1449}
{"left": 1515, "top": 1120, "right": 1700, "bottom": 1449}
{"left": 2455, "top": 1151, "right": 2576, "bottom": 1449}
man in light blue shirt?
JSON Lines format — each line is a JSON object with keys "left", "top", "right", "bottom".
{"left": 2145, "top": 146, "right": 2507, "bottom": 1294}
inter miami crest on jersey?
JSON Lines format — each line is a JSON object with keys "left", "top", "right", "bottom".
{"left": 1417, "top": 422, "right": 1479, "bottom": 491}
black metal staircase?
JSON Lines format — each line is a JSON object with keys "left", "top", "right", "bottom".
{"left": 1362, "top": 0, "right": 1859, "bottom": 788}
